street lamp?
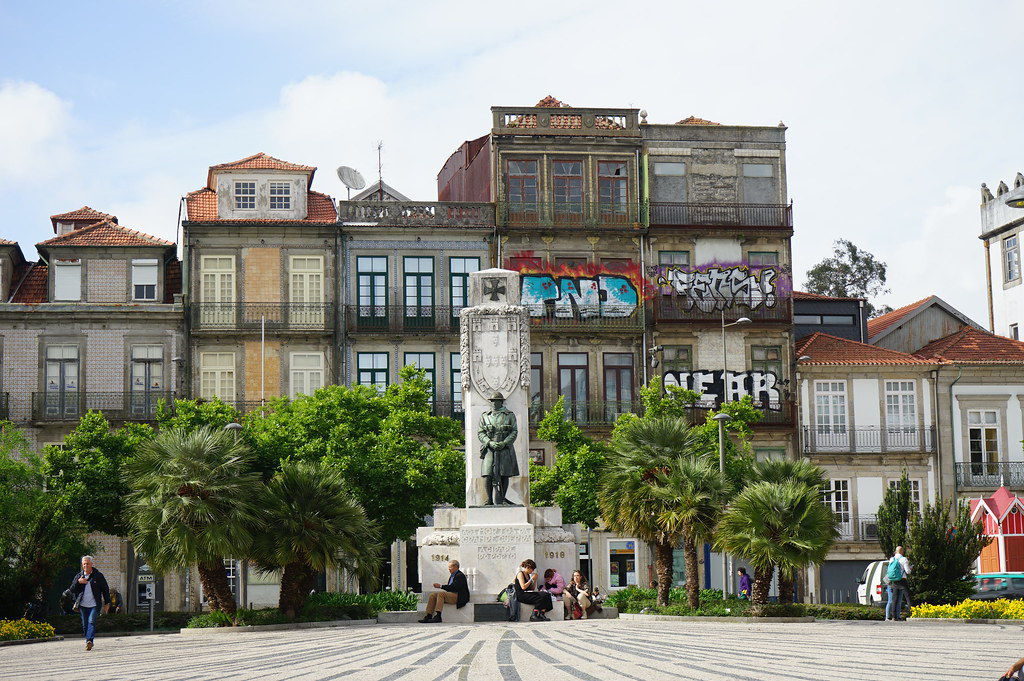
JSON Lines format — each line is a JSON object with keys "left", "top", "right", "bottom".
{"left": 712, "top": 412, "right": 733, "bottom": 599}
{"left": 224, "top": 422, "right": 243, "bottom": 437}
{"left": 1005, "top": 185, "right": 1024, "bottom": 209}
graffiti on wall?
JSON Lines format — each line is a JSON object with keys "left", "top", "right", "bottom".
{"left": 651, "top": 264, "right": 789, "bottom": 312}
{"left": 663, "top": 369, "right": 781, "bottom": 408}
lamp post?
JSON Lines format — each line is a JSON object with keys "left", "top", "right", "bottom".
{"left": 222, "top": 422, "right": 244, "bottom": 607}
{"left": 712, "top": 412, "right": 732, "bottom": 599}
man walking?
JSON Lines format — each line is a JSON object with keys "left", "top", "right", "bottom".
{"left": 885, "top": 546, "right": 912, "bottom": 621}
{"left": 68, "top": 555, "right": 110, "bottom": 650}
{"left": 419, "top": 560, "right": 470, "bottom": 623}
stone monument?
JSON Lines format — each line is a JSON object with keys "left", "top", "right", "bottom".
{"left": 416, "top": 268, "right": 578, "bottom": 617}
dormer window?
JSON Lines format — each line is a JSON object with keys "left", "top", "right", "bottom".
{"left": 269, "top": 182, "right": 291, "bottom": 210}
{"left": 234, "top": 181, "right": 256, "bottom": 210}
{"left": 132, "top": 259, "right": 158, "bottom": 300}
{"left": 54, "top": 259, "right": 81, "bottom": 301}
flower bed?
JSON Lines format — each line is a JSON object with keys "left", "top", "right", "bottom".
{"left": 912, "top": 599, "right": 1024, "bottom": 620}
{"left": 185, "top": 591, "right": 420, "bottom": 628}
{"left": 0, "top": 619, "right": 56, "bottom": 641}
{"left": 604, "top": 586, "right": 881, "bottom": 620}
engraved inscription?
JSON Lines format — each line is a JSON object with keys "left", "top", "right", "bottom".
{"left": 478, "top": 545, "right": 518, "bottom": 560}
{"left": 461, "top": 527, "right": 533, "bottom": 545}
{"left": 430, "top": 553, "right": 450, "bottom": 562}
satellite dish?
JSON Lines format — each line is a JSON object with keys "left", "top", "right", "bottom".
{"left": 337, "top": 166, "right": 366, "bottom": 191}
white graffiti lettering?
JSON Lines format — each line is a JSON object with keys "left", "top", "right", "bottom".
{"left": 655, "top": 267, "right": 779, "bottom": 311}
{"left": 663, "top": 370, "right": 781, "bottom": 408}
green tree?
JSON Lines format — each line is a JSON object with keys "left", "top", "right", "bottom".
{"left": 804, "top": 239, "right": 891, "bottom": 316}
{"left": 877, "top": 472, "right": 915, "bottom": 559}
{"left": 601, "top": 417, "right": 726, "bottom": 607}
{"left": 126, "top": 427, "right": 261, "bottom": 616}
{"left": 255, "top": 460, "right": 383, "bottom": 618}
{"left": 907, "top": 499, "right": 989, "bottom": 605}
{"left": 529, "top": 397, "right": 605, "bottom": 527}
{"left": 714, "top": 482, "right": 838, "bottom": 608}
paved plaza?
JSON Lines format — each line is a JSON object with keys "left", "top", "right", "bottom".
{"left": 2, "top": 619, "right": 1019, "bottom": 680}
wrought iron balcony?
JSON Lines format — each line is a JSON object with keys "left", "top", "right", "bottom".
{"left": 654, "top": 296, "right": 791, "bottom": 323}
{"left": 32, "top": 391, "right": 174, "bottom": 421}
{"left": 498, "top": 201, "right": 641, "bottom": 229}
{"left": 802, "top": 426, "right": 936, "bottom": 454}
{"left": 834, "top": 513, "right": 880, "bottom": 542}
{"left": 344, "top": 305, "right": 462, "bottom": 334}
{"left": 191, "top": 303, "right": 334, "bottom": 332}
{"left": 956, "top": 461, "right": 1024, "bottom": 488}
{"left": 338, "top": 201, "right": 494, "bottom": 227}
{"left": 492, "top": 106, "right": 640, "bottom": 137}
{"left": 524, "top": 305, "right": 644, "bottom": 332}
{"left": 648, "top": 202, "right": 792, "bottom": 228}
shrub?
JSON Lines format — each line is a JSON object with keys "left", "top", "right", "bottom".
{"left": 750, "top": 603, "right": 806, "bottom": 618}
{"left": 186, "top": 611, "right": 233, "bottom": 628}
{"left": 300, "top": 593, "right": 374, "bottom": 621}
{"left": 47, "top": 611, "right": 194, "bottom": 635}
{"left": 365, "top": 590, "right": 419, "bottom": 613}
{"left": 233, "top": 608, "right": 291, "bottom": 626}
{"left": 0, "top": 618, "right": 56, "bottom": 641}
{"left": 804, "top": 604, "right": 883, "bottom": 621}
{"left": 911, "top": 599, "right": 1024, "bottom": 620}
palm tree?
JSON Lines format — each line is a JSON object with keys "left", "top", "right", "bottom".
{"left": 125, "top": 427, "right": 261, "bottom": 616}
{"left": 714, "top": 481, "right": 838, "bottom": 609}
{"left": 254, "top": 460, "right": 383, "bottom": 618}
{"left": 601, "top": 417, "right": 727, "bottom": 608}
{"left": 750, "top": 458, "right": 829, "bottom": 602}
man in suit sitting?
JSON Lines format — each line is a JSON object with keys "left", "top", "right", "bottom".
{"left": 419, "top": 560, "right": 470, "bottom": 623}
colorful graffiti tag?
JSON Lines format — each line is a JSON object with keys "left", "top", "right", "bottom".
{"left": 506, "top": 254, "right": 652, "bottom": 319}
{"left": 663, "top": 369, "right": 781, "bottom": 408}
{"left": 651, "top": 264, "right": 790, "bottom": 312}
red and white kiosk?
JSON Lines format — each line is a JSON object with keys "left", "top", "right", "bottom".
{"left": 969, "top": 487, "right": 1024, "bottom": 573}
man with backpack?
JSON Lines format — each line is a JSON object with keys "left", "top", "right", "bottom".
{"left": 885, "top": 546, "right": 912, "bottom": 621}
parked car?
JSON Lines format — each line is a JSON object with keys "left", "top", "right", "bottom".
{"left": 969, "top": 573, "right": 1024, "bottom": 600}
{"left": 857, "top": 560, "right": 890, "bottom": 606}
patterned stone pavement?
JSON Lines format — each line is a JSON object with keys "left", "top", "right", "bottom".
{"left": 3, "top": 619, "right": 1020, "bottom": 680}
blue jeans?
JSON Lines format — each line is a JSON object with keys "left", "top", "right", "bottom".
{"left": 79, "top": 605, "right": 99, "bottom": 642}
{"left": 885, "top": 583, "right": 906, "bottom": 620}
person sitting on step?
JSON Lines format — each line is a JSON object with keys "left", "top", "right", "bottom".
{"left": 514, "top": 559, "right": 554, "bottom": 622}
{"left": 419, "top": 560, "right": 470, "bottom": 623}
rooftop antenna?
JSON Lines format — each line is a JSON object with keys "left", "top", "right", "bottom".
{"left": 376, "top": 141, "right": 384, "bottom": 200}
{"left": 336, "top": 166, "right": 366, "bottom": 200}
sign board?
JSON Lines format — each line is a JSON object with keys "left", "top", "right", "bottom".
{"left": 138, "top": 574, "right": 155, "bottom": 583}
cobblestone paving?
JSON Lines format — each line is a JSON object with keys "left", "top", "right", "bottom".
{"left": 3, "top": 619, "right": 1020, "bottom": 680}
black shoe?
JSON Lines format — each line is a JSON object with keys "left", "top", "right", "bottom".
{"left": 431, "top": 612, "right": 442, "bottom": 623}
{"left": 538, "top": 612, "right": 550, "bottom": 621}
{"left": 418, "top": 613, "right": 435, "bottom": 623}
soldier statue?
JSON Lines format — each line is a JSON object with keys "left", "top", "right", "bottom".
{"left": 478, "top": 392, "right": 520, "bottom": 506}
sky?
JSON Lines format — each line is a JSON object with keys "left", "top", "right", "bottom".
{"left": 2, "top": 0, "right": 1023, "bottom": 324}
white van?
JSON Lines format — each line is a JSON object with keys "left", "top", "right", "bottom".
{"left": 856, "top": 560, "right": 890, "bottom": 606}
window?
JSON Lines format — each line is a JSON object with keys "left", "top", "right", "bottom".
{"left": 663, "top": 345, "right": 692, "bottom": 373}
{"left": 132, "top": 259, "right": 158, "bottom": 301}
{"left": 1004, "top": 235, "right": 1021, "bottom": 283}
{"left": 450, "top": 352, "right": 463, "bottom": 416}
{"left": 356, "top": 256, "right": 387, "bottom": 326}
{"left": 558, "top": 353, "right": 588, "bottom": 423}
{"left": 404, "top": 257, "right": 434, "bottom": 327}
{"left": 200, "top": 352, "right": 235, "bottom": 401}
{"left": 751, "top": 345, "right": 782, "bottom": 375}
{"left": 968, "top": 410, "right": 1000, "bottom": 475}
{"left": 885, "top": 380, "right": 917, "bottom": 431}
{"left": 814, "top": 381, "right": 848, "bottom": 448}
{"left": 652, "top": 161, "right": 686, "bottom": 203}
{"left": 604, "top": 353, "right": 634, "bottom": 420}
{"left": 357, "top": 353, "right": 389, "bottom": 392}
{"left": 200, "top": 256, "right": 235, "bottom": 325}
{"left": 507, "top": 255, "right": 543, "bottom": 271}
{"left": 658, "top": 251, "right": 689, "bottom": 267}
{"left": 54, "top": 259, "right": 81, "bottom": 301}
{"left": 450, "top": 257, "right": 479, "bottom": 316}
{"left": 290, "top": 256, "right": 324, "bottom": 326}
{"left": 823, "top": 480, "right": 852, "bottom": 539}
{"left": 742, "top": 163, "right": 775, "bottom": 204}
{"left": 506, "top": 160, "right": 538, "bottom": 213}
{"left": 888, "top": 478, "right": 923, "bottom": 511}
{"left": 131, "top": 345, "right": 164, "bottom": 416}
{"left": 755, "top": 448, "right": 786, "bottom": 461}
{"left": 554, "top": 256, "right": 587, "bottom": 269}
{"left": 234, "top": 181, "right": 256, "bottom": 210}
{"left": 552, "top": 160, "right": 583, "bottom": 220}
{"left": 44, "top": 345, "right": 79, "bottom": 416}
{"left": 404, "top": 352, "right": 435, "bottom": 402}
{"left": 530, "top": 352, "right": 543, "bottom": 419}
{"left": 794, "top": 314, "right": 821, "bottom": 324}
{"left": 1011, "top": 324, "right": 1020, "bottom": 340}
{"left": 269, "top": 182, "right": 291, "bottom": 210}
{"left": 598, "top": 162, "right": 628, "bottom": 217}
{"left": 748, "top": 251, "right": 779, "bottom": 266}
{"left": 608, "top": 540, "right": 637, "bottom": 589}
{"left": 290, "top": 353, "right": 324, "bottom": 398}
{"left": 823, "top": 315, "right": 855, "bottom": 325}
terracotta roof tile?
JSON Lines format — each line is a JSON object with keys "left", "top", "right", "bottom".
{"left": 795, "top": 332, "right": 933, "bottom": 366}
{"left": 0, "top": 238, "right": 16, "bottom": 246}
{"left": 49, "top": 206, "right": 117, "bottom": 223}
{"left": 37, "top": 219, "right": 173, "bottom": 248}
{"left": 867, "top": 296, "right": 934, "bottom": 338}
{"left": 676, "top": 116, "right": 721, "bottom": 125}
{"left": 535, "top": 95, "right": 569, "bottom": 108}
{"left": 207, "top": 153, "right": 316, "bottom": 188}
{"left": 793, "top": 290, "right": 866, "bottom": 302}
{"left": 913, "top": 326, "right": 1024, "bottom": 364}
{"left": 185, "top": 188, "right": 336, "bottom": 223}
{"left": 164, "top": 260, "right": 181, "bottom": 303}
{"left": 11, "top": 263, "right": 47, "bottom": 303}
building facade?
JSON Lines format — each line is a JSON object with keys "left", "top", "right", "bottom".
{"left": 980, "top": 175, "right": 1024, "bottom": 338}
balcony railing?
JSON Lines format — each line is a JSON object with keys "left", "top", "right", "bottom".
{"left": 492, "top": 107, "right": 640, "bottom": 137}
{"left": 498, "top": 201, "right": 641, "bottom": 229}
{"left": 338, "top": 201, "right": 495, "bottom": 227}
{"left": 527, "top": 399, "right": 793, "bottom": 427}
{"left": 32, "top": 391, "right": 174, "bottom": 421}
{"left": 956, "top": 461, "right": 1024, "bottom": 488}
{"left": 523, "top": 305, "right": 644, "bottom": 332}
{"left": 0, "top": 393, "right": 8, "bottom": 420}
{"left": 344, "top": 305, "right": 462, "bottom": 334}
{"left": 648, "top": 202, "right": 792, "bottom": 228}
{"left": 802, "top": 426, "right": 936, "bottom": 454}
{"left": 654, "top": 296, "right": 792, "bottom": 323}
{"left": 191, "top": 303, "right": 334, "bottom": 332}
{"left": 834, "top": 513, "right": 880, "bottom": 542}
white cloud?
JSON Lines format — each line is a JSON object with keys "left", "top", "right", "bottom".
{"left": 0, "top": 81, "right": 75, "bottom": 182}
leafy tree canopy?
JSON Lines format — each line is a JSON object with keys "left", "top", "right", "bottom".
{"left": 876, "top": 471, "right": 914, "bottom": 558}
{"left": 804, "top": 239, "right": 892, "bottom": 316}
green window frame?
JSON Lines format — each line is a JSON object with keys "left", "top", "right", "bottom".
{"left": 356, "top": 256, "right": 388, "bottom": 320}
{"left": 403, "top": 352, "right": 435, "bottom": 402}
{"left": 662, "top": 345, "right": 693, "bottom": 373}
{"left": 357, "top": 352, "right": 389, "bottom": 392}
{"left": 450, "top": 352, "right": 463, "bottom": 416}
{"left": 751, "top": 345, "right": 783, "bottom": 375}
{"left": 748, "top": 251, "right": 779, "bottom": 267}
{"left": 658, "top": 251, "right": 690, "bottom": 267}
{"left": 449, "top": 257, "right": 480, "bottom": 314}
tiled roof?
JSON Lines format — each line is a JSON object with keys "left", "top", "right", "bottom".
{"left": 37, "top": 219, "right": 173, "bottom": 248}
{"left": 676, "top": 116, "right": 721, "bottom": 125}
{"left": 10, "top": 263, "right": 47, "bottom": 303}
{"left": 207, "top": 153, "right": 316, "bottom": 188}
{"left": 0, "top": 238, "right": 16, "bottom": 246}
{"left": 793, "top": 290, "right": 865, "bottom": 302}
{"left": 796, "top": 332, "right": 933, "bottom": 366}
{"left": 185, "top": 188, "right": 336, "bottom": 223}
{"left": 49, "top": 206, "right": 117, "bottom": 224}
{"left": 867, "top": 296, "right": 933, "bottom": 338}
{"left": 913, "top": 326, "right": 1024, "bottom": 364}
{"left": 535, "top": 95, "right": 569, "bottom": 108}
{"left": 164, "top": 260, "right": 181, "bottom": 303}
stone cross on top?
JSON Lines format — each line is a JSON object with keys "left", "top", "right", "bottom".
{"left": 468, "top": 268, "right": 520, "bottom": 307}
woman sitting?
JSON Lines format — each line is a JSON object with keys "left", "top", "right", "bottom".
{"left": 514, "top": 559, "right": 554, "bottom": 622}
{"left": 563, "top": 570, "right": 593, "bottom": 620}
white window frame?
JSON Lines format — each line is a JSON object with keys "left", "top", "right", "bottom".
{"left": 132, "top": 259, "right": 159, "bottom": 301}
{"left": 1004, "top": 235, "right": 1021, "bottom": 283}
{"left": 888, "top": 478, "right": 923, "bottom": 512}
{"left": 54, "top": 259, "right": 82, "bottom": 301}
{"left": 814, "top": 381, "right": 848, "bottom": 449}
{"left": 967, "top": 409, "right": 1000, "bottom": 468}
{"left": 884, "top": 380, "right": 918, "bottom": 448}
{"left": 823, "top": 479, "right": 852, "bottom": 539}
{"left": 269, "top": 182, "right": 291, "bottom": 210}
{"left": 289, "top": 352, "right": 324, "bottom": 399}
{"left": 200, "top": 352, "right": 235, "bottom": 401}
{"left": 234, "top": 181, "right": 256, "bottom": 210}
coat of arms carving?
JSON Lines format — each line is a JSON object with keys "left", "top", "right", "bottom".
{"left": 467, "top": 315, "right": 522, "bottom": 397}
